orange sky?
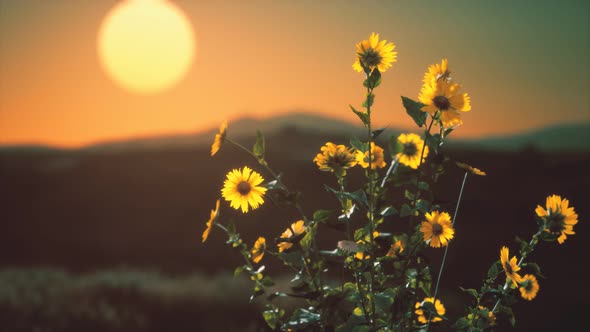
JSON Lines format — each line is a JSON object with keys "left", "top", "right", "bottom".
{"left": 1, "top": 0, "right": 589, "bottom": 148}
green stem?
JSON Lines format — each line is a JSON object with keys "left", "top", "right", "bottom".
{"left": 426, "top": 171, "right": 469, "bottom": 330}
{"left": 227, "top": 138, "right": 279, "bottom": 179}
{"left": 365, "top": 84, "right": 378, "bottom": 325}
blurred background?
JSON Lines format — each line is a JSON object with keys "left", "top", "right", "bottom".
{"left": 1, "top": 0, "right": 589, "bottom": 331}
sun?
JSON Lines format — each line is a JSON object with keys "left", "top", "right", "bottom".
{"left": 98, "top": 0, "right": 195, "bottom": 94}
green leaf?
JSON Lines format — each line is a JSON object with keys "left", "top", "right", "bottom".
{"left": 350, "top": 136, "right": 367, "bottom": 152}
{"left": 380, "top": 206, "right": 398, "bottom": 217}
{"left": 286, "top": 308, "right": 321, "bottom": 328}
{"left": 363, "top": 68, "right": 381, "bottom": 89}
{"left": 362, "top": 92, "right": 375, "bottom": 108}
{"left": 415, "top": 199, "right": 431, "bottom": 214}
{"left": 313, "top": 209, "right": 333, "bottom": 223}
{"left": 371, "top": 128, "right": 385, "bottom": 140}
{"left": 324, "top": 185, "right": 368, "bottom": 208}
{"left": 262, "top": 305, "right": 285, "bottom": 330}
{"left": 234, "top": 266, "right": 244, "bottom": 278}
{"left": 497, "top": 305, "right": 516, "bottom": 327}
{"left": 252, "top": 130, "right": 265, "bottom": 159}
{"left": 487, "top": 261, "right": 500, "bottom": 280}
{"left": 262, "top": 276, "right": 275, "bottom": 287}
{"left": 425, "top": 132, "right": 442, "bottom": 153}
{"left": 404, "top": 189, "right": 415, "bottom": 201}
{"left": 400, "top": 204, "right": 414, "bottom": 217}
{"left": 418, "top": 181, "right": 430, "bottom": 191}
{"left": 401, "top": 96, "right": 427, "bottom": 127}
{"left": 300, "top": 223, "right": 317, "bottom": 253}
{"left": 459, "top": 287, "right": 479, "bottom": 300}
{"left": 350, "top": 105, "right": 370, "bottom": 127}
{"left": 453, "top": 317, "right": 471, "bottom": 330}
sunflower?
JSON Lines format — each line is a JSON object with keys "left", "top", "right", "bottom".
{"left": 456, "top": 161, "right": 486, "bottom": 176}
{"left": 277, "top": 220, "right": 306, "bottom": 252}
{"left": 352, "top": 32, "right": 397, "bottom": 74}
{"left": 313, "top": 142, "right": 357, "bottom": 176}
{"left": 396, "top": 133, "right": 429, "bottom": 169}
{"left": 202, "top": 199, "right": 220, "bottom": 243}
{"left": 251, "top": 237, "right": 266, "bottom": 264}
{"left": 386, "top": 240, "right": 404, "bottom": 258}
{"left": 221, "top": 166, "right": 267, "bottom": 213}
{"left": 355, "top": 142, "right": 386, "bottom": 170}
{"left": 210, "top": 120, "right": 227, "bottom": 156}
{"left": 418, "top": 79, "right": 471, "bottom": 128}
{"left": 415, "top": 297, "right": 446, "bottom": 324}
{"left": 423, "top": 58, "right": 451, "bottom": 84}
{"left": 420, "top": 211, "right": 454, "bottom": 248}
{"left": 519, "top": 274, "right": 540, "bottom": 301}
{"left": 500, "top": 246, "right": 523, "bottom": 286}
{"left": 535, "top": 194, "right": 579, "bottom": 244}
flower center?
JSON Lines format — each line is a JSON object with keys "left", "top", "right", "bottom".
{"left": 547, "top": 213, "right": 565, "bottom": 234}
{"left": 363, "top": 49, "right": 383, "bottom": 67}
{"left": 328, "top": 153, "right": 351, "bottom": 169}
{"left": 522, "top": 280, "right": 532, "bottom": 291}
{"left": 504, "top": 262, "right": 513, "bottom": 274}
{"left": 432, "top": 223, "right": 443, "bottom": 236}
{"left": 433, "top": 95, "right": 451, "bottom": 110}
{"left": 237, "top": 181, "right": 251, "bottom": 195}
{"left": 403, "top": 142, "right": 418, "bottom": 157}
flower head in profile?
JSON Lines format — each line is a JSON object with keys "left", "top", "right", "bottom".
{"left": 313, "top": 142, "right": 357, "bottom": 176}
{"left": 456, "top": 161, "right": 486, "bottom": 176}
{"left": 355, "top": 142, "right": 386, "bottom": 170}
{"left": 386, "top": 240, "right": 405, "bottom": 258}
{"left": 202, "top": 199, "right": 220, "bottom": 243}
{"left": 396, "top": 133, "right": 428, "bottom": 169}
{"left": 419, "top": 79, "right": 471, "bottom": 128}
{"left": 420, "top": 211, "right": 454, "bottom": 248}
{"left": 277, "top": 220, "right": 306, "bottom": 252}
{"left": 519, "top": 274, "right": 540, "bottom": 301}
{"left": 221, "top": 166, "right": 267, "bottom": 213}
{"left": 353, "top": 32, "right": 397, "bottom": 74}
{"left": 535, "top": 194, "right": 579, "bottom": 244}
{"left": 423, "top": 58, "right": 451, "bottom": 84}
{"left": 210, "top": 120, "right": 228, "bottom": 156}
{"left": 415, "top": 297, "right": 446, "bottom": 324}
{"left": 251, "top": 237, "right": 266, "bottom": 264}
{"left": 500, "top": 246, "right": 523, "bottom": 286}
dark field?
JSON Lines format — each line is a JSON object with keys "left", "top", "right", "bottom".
{"left": 1, "top": 129, "right": 589, "bottom": 331}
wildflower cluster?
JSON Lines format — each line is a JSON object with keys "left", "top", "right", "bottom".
{"left": 201, "top": 32, "right": 580, "bottom": 331}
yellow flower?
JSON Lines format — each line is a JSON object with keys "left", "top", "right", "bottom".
{"left": 500, "top": 246, "right": 523, "bottom": 287}
{"left": 415, "top": 297, "right": 446, "bottom": 324}
{"left": 251, "top": 237, "right": 266, "bottom": 264}
{"left": 396, "top": 133, "right": 428, "bottom": 169}
{"left": 418, "top": 79, "right": 471, "bottom": 128}
{"left": 519, "top": 274, "right": 540, "bottom": 301}
{"left": 535, "top": 194, "right": 579, "bottom": 244}
{"left": 277, "top": 220, "right": 306, "bottom": 252}
{"left": 420, "top": 211, "right": 454, "bottom": 248}
{"left": 386, "top": 240, "right": 404, "bottom": 258}
{"left": 423, "top": 58, "right": 451, "bottom": 84}
{"left": 202, "top": 199, "right": 220, "bottom": 243}
{"left": 352, "top": 32, "right": 397, "bottom": 73}
{"left": 221, "top": 166, "right": 267, "bottom": 213}
{"left": 354, "top": 251, "right": 370, "bottom": 260}
{"left": 355, "top": 142, "right": 386, "bottom": 170}
{"left": 455, "top": 162, "right": 486, "bottom": 176}
{"left": 313, "top": 142, "right": 357, "bottom": 176}
{"left": 210, "top": 120, "right": 227, "bottom": 156}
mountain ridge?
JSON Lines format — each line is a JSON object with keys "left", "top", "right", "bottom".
{"left": 1, "top": 112, "right": 589, "bottom": 153}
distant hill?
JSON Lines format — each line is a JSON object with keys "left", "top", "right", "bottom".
{"left": 1, "top": 112, "right": 588, "bottom": 153}
{"left": 451, "top": 123, "right": 590, "bottom": 152}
